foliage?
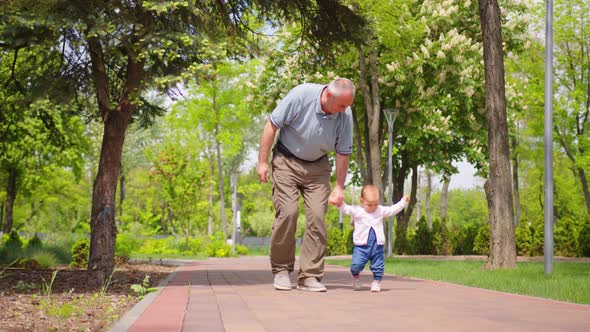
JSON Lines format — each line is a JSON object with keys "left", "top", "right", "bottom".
{"left": 452, "top": 222, "right": 479, "bottom": 255}
{"left": 473, "top": 223, "right": 490, "bottom": 256}
{"left": 432, "top": 219, "right": 453, "bottom": 255}
{"left": 115, "top": 233, "right": 142, "bottom": 263}
{"left": 205, "top": 232, "right": 232, "bottom": 258}
{"left": 28, "top": 250, "right": 58, "bottom": 269}
{"left": 515, "top": 220, "right": 534, "bottom": 256}
{"left": 554, "top": 217, "right": 578, "bottom": 257}
{"left": 235, "top": 244, "right": 249, "bottom": 256}
{"left": 578, "top": 216, "right": 590, "bottom": 257}
{"left": 130, "top": 275, "right": 158, "bottom": 300}
{"left": 5, "top": 230, "right": 23, "bottom": 249}
{"left": 70, "top": 239, "right": 89, "bottom": 268}
{"left": 414, "top": 217, "right": 433, "bottom": 255}
{"left": 25, "top": 233, "right": 43, "bottom": 250}
{"left": 326, "top": 226, "right": 348, "bottom": 256}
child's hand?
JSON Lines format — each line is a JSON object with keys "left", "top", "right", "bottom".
{"left": 402, "top": 195, "right": 410, "bottom": 203}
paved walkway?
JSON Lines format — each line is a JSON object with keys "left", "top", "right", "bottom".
{"left": 110, "top": 256, "right": 590, "bottom": 332}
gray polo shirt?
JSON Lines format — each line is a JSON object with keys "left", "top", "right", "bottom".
{"left": 270, "top": 83, "right": 353, "bottom": 161}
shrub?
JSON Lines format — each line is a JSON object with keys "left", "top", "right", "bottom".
{"left": 25, "top": 234, "right": 43, "bottom": 250}
{"left": 529, "top": 218, "right": 545, "bottom": 256}
{"left": 473, "top": 223, "right": 490, "bottom": 255}
{"left": 70, "top": 238, "right": 89, "bottom": 268}
{"left": 394, "top": 221, "right": 409, "bottom": 255}
{"left": 235, "top": 244, "right": 249, "bottom": 255}
{"left": 326, "top": 227, "right": 347, "bottom": 256}
{"left": 18, "top": 258, "right": 41, "bottom": 270}
{"left": 414, "top": 217, "right": 433, "bottom": 255}
{"left": 344, "top": 228, "right": 354, "bottom": 254}
{"left": 5, "top": 230, "right": 23, "bottom": 250}
{"left": 432, "top": 219, "right": 453, "bottom": 255}
{"left": 29, "top": 250, "right": 58, "bottom": 269}
{"left": 554, "top": 217, "right": 578, "bottom": 257}
{"left": 578, "top": 216, "right": 590, "bottom": 257}
{"left": 116, "top": 232, "right": 141, "bottom": 263}
{"left": 515, "top": 220, "right": 533, "bottom": 256}
{"left": 452, "top": 222, "right": 479, "bottom": 255}
{"left": 205, "top": 232, "right": 232, "bottom": 257}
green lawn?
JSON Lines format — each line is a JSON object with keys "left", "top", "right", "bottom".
{"left": 326, "top": 258, "right": 590, "bottom": 305}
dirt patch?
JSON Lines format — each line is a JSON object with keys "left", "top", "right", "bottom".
{"left": 0, "top": 263, "right": 176, "bottom": 331}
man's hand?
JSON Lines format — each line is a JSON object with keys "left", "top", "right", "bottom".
{"left": 257, "top": 162, "right": 270, "bottom": 183}
{"left": 329, "top": 186, "right": 345, "bottom": 206}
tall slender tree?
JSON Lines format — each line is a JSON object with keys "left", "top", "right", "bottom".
{"left": 478, "top": 0, "right": 516, "bottom": 269}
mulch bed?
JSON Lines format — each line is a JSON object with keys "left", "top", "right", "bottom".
{"left": 0, "top": 263, "right": 176, "bottom": 331}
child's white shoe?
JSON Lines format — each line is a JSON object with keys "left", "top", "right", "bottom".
{"left": 352, "top": 276, "right": 362, "bottom": 291}
{"left": 370, "top": 280, "right": 381, "bottom": 292}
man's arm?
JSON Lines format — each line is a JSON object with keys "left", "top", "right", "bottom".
{"left": 328, "top": 152, "right": 349, "bottom": 206}
{"left": 257, "top": 119, "right": 278, "bottom": 183}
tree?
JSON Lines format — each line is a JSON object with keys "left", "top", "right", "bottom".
{"left": 1, "top": 0, "right": 365, "bottom": 283}
{"left": 478, "top": 0, "right": 516, "bottom": 269}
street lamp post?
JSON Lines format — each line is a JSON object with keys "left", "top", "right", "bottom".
{"left": 544, "top": 0, "right": 554, "bottom": 275}
{"left": 384, "top": 108, "right": 399, "bottom": 257}
{"left": 231, "top": 173, "right": 238, "bottom": 255}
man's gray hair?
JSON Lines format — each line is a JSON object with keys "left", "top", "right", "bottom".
{"left": 327, "top": 78, "right": 355, "bottom": 97}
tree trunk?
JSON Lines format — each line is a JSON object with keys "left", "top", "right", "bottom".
{"left": 425, "top": 169, "right": 432, "bottom": 228}
{"left": 579, "top": 168, "right": 590, "bottom": 214}
{"left": 119, "top": 171, "right": 125, "bottom": 218}
{"left": 3, "top": 167, "right": 17, "bottom": 234}
{"left": 358, "top": 45, "right": 383, "bottom": 198}
{"left": 167, "top": 205, "right": 177, "bottom": 234}
{"left": 352, "top": 108, "right": 368, "bottom": 183}
{"left": 479, "top": 0, "right": 516, "bottom": 269}
{"left": 207, "top": 141, "right": 215, "bottom": 235}
{"left": 160, "top": 201, "right": 168, "bottom": 233}
{"left": 87, "top": 34, "right": 142, "bottom": 283}
{"left": 441, "top": 179, "right": 450, "bottom": 223}
{"left": 416, "top": 169, "right": 421, "bottom": 222}
{"left": 89, "top": 109, "right": 131, "bottom": 283}
{"left": 511, "top": 135, "right": 521, "bottom": 225}
{"left": 214, "top": 124, "right": 228, "bottom": 238}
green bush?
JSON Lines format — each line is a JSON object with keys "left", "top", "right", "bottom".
{"left": 205, "top": 232, "right": 232, "bottom": 257}
{"left": 578, "top": 216, "right": 590, "bottom": 257}
{"left": 473, "top": 223, "right": 490, "bottom": 255}
{"left": 554, "top": 217, "right": 578, "bottom": 257}
{"left": 116, "top": 232, "right": 141, "bottom": 262}
{"left": 452, "top": 222, "right": 479, "bottom": 255}
{"left": 5, "top": 230, "right": 23, "bottom": 249}
{"left": 432, "top": 219, "right": 453, "bottom": 255}
{"left": 414, "top": 217, "right": 433, "bottom": 255}
{"left": 406, "top": 228, "right": 417, "bottom": 255}
{"left": 345, "top": 228, "right": 354, "bottom": 254}
{"left": 25, "top": 233, "right": 43, "bottom": 250}
{"left": 138, "top": 237, "right": 179, "bottom": 256}
{"left": 394, "top": 221, "right": 409, "bottom": 255}
{"left": 235, "top": 244, "right": 249, "bottom": 255}
{"left": 515, "top": 220, "right": 534, "bottom": 256}
{"left": 70, "top": 238, "right": 89, "bottom": 268}
{"left": 529, "top": 218, "right": 545, "bottom": 256}
{"left": 29, "top": 250, "right": 58, "bottom": 269}
{"left": 326, "top": 227, "right": 347, "bottom": 256}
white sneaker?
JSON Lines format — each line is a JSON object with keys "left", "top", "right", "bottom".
{"left": 273, "top": 271, "right": 292, "bottom": 291}
{"left": 370, "top": 280, "right": 381, "bottom": 292}
{"left": 352, "top": 277, "right": 362, "bottom": 291}
{"left": 297, "top": 277, "right": 327, "bottom": 292}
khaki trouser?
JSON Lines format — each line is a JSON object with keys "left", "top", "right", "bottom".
{"left": 270, "top": 149, "right": 331, "bottom": 281}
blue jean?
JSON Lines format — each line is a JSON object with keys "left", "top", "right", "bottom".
{"left": 350, "top": 228, "right": 384, "bottom": 281}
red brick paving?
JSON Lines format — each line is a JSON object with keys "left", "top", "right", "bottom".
{"left": 126, "top": 256, "right": 590, "bottom": 332}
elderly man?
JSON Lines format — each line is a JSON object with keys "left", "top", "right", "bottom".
{"left": 257, "top": 78, "right": 355, "bottom": 292}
